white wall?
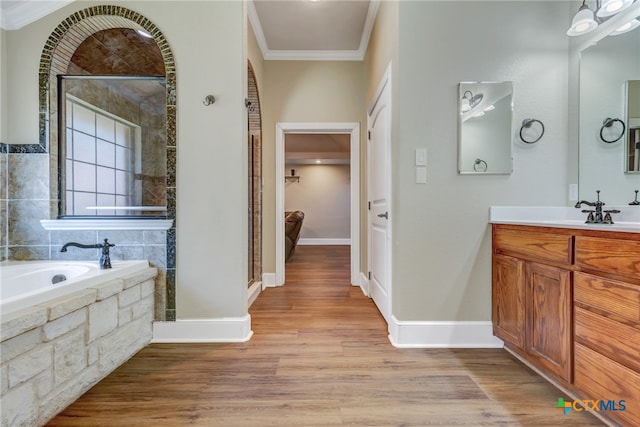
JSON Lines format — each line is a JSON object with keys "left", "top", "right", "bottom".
{"left": 284, "top": 164, "right": 350, "bottom": 240}
{"left": 3, "top": 0, "right": 247, "bottom": 320}
{"left": 393, "top": 1, "right": 570, "bottom": 321}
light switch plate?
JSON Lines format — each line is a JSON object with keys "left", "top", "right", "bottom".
{"left": 416, "top": 167, "right": 427, "bottom": 184}
{"left": 415, "top": 148, "right": 427, "bottom": 166}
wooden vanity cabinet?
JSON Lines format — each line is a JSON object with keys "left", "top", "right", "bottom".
{"left": 573, "top": 235, "right": 640, "bottom": 427}
{"left": 493, "top": 225, "right": 640, "bottom": 427}
{"left": 492, "top": 225, "right": 573, "bottom": 383}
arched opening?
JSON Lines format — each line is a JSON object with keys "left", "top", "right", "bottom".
{"left": 247, "top": 61, "right": 262, "bottom": 295}
{"left": 39, "top": 6, "right": 177, "bottom": 320}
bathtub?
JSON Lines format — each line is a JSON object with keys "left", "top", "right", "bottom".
{"left": 0, "top": 260, "right": 149, "bottom": 316}
{"left": 1, "top": 259, "right": 156, "bottom": 425}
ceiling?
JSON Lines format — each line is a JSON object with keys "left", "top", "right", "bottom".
{"left": 285, "top": 134, "right": 350, "bottom": 164}
{"left": 1, "top": 0, "right": 378, "bottom": 61}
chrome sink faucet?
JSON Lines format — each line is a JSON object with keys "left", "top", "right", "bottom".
{"left": 574, "top": 190, "right": 620, "bottom": 224}
{"left": 60, "top": 238, "right": 115, "bottom": 269}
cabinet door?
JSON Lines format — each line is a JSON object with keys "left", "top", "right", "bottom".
{"left": 526, "top": 262, "right": 572, "bottom": 382}
{"left": 492, "top": 255, "right": 525, "bottom": 349}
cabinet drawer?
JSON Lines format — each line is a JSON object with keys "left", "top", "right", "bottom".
{"left": 575, "top": 236, "right": 640, "bottom": 281}
{"left": 574, "top": 272, "right": 640, "bottom": 323}
{"left": 575, "top": 307, "right": 640, "bottom": 372}
{"left": 493, "top": 227, "right": 572, "bottom": 266}
{"left": 574, "top": 343, "right": 640, "bottom": 427}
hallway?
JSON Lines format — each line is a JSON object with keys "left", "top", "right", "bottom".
{"left": 48, "top": 246, "right": 602, "bottom": 426}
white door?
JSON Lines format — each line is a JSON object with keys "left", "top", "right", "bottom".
{"left": 368, "top": 70, "right": 391, "bottom": 323}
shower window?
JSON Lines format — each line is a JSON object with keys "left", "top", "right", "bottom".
{"left": 58, "top": 75, "right": 167, "bottom": 218}
{"left": 63, "top": 95, "right": 138, "bottom": 216}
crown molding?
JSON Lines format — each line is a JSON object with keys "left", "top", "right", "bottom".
{"left": 1, "top": 0, "right": 75, "bottom": 30}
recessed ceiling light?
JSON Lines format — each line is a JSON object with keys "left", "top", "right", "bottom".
{"left": 136, "top": 29, "right": 153, "bottom": 39}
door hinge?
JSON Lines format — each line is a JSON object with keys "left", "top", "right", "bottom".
{"left": 368, "top": 130, "right": 371, "bottom": 140}
{"left": 368, "top": 201, "right": 371, "bottom": 210}
{"left": 368, "top": 271, "right": 371, "bottom": 280}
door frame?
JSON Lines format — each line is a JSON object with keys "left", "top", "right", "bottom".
{"left": 275, "top": 122, "right": 360, "bottom": 287}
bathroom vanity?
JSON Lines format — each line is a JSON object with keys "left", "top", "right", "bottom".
{"left": 490, "top": 208, "right": 640, "bottom": 427}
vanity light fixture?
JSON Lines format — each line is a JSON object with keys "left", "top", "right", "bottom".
{"left": 567, "top": 1, "right": 599, "bottom": 36}
{"left": 460, "top": 90, "right": 483, "bottom": 113}
{"left": 596, "top": 0, "right": 634, "bottom": 17}
{"left": 611, "top": 17, "right": 640, "bottom": 34}
{"left": 568, "top": 0, "right": 637, "bottom": 36}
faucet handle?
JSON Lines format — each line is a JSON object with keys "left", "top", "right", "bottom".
{"left": 581, "top": 209, "right": 596, "bottom": 223}
{"left": 603, "top": 209, "right": 620, "bottom": 224}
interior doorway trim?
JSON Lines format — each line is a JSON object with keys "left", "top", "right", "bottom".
{"left": 275, "top": 122, "right": 360, "bottom": 287}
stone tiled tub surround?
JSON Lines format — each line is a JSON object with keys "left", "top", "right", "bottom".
{"left": 0, "top": 149, "right": 167, "bottom": 319}
{"left": 0, "top": 265, "right": 157, "bottom": 426}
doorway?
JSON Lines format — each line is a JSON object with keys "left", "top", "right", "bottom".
{"left": 275, "top": 122, "right": 360, "bottom": 287}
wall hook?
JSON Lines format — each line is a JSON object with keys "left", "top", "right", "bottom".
{"left": 203, "top": 95, "right": 216, "bottom": 106}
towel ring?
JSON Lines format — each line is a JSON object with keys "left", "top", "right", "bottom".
{"left": 473, "top": 158, "right": 487, "bottom": 172}
{"left": 600, "top": 118, "right": 625, "bottom": 143}
{"left": 519, "top": 118, "right": 544, "bottom": 144}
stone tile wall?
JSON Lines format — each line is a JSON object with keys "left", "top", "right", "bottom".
{"left": 0, "top": 267, "right": 156, "bottom": 426}
{"left": 1, "top": 147, "right": 168, "bottom": 320}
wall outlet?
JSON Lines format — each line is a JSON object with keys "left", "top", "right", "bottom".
{"left": 569, "top": 184, "right": 578, "bottom": 201}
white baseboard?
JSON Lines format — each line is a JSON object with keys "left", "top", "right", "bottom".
{"left": 388, "top": 317, "right": 503, "bottom": 348}
{"left": 262, "top": 272, "right": 276, "bottom": 288}
{"left": 298, "top": 238, "right": 351, "bottom": 245}
{"left": 358, "top": 271, "right": 369, "bottom": 296}
{"left": 248, "top": 281, "right": 261, "bottom": 307}
{"left": 152, "top": 316, "right": 253, "bottom": 343}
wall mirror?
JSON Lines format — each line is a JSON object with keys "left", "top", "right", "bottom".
{"left": 627, "top": 80, "right": 640, "bottom": 172}
{"left": 579, "top": 24, "right": 640, "bottom": 204}
{"left": 458, "top": 81, "right": 513, "bottom": 175}
{"left": 58, "top": 76, "right": 167, "bottom": 217}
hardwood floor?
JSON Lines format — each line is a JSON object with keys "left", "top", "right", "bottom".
{"left": 48, "top": 245, "right": 603, "bottom": 426}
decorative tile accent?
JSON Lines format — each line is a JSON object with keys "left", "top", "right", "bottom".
{"left": 166, "top": 269, "right": 175, "bottom": 312}
{"left": 166, "top": 228, "right": 176, "bottom": 270}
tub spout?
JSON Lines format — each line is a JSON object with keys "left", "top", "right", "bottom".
{"left": 60, "top": 239, "right": 115, "bottom": 269}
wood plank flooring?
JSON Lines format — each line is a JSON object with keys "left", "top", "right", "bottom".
{"left": 48, "top": 245, "right": 603, "bottom": 426}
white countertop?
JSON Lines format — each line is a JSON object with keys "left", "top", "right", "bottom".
{"left": 490, "top": 206, "right": 640, "bottom": 233}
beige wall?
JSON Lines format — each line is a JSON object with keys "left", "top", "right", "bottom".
{"left": 262, "top": 61, "right": 366, "bottom": 272}
{"left": 3, "top": 0, "right": 247, "bottom": 319}
{"left": 393, "top": 1, "right": 570, "bottom": 321}
{"left": 284, "top": 164, "right": 351, "bottom": 239}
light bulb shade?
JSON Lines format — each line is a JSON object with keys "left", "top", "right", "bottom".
{"left": 611, "top": 17, "right": 640, "bottom": 35}
{"left": 567, "top": 5, "right": 598, "bottom": 36}
{"left": 596, "top": 0, "right": 634, "bottom": 17}
{"left": 460, "top": 98, "right": 471, "bottom": 113}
